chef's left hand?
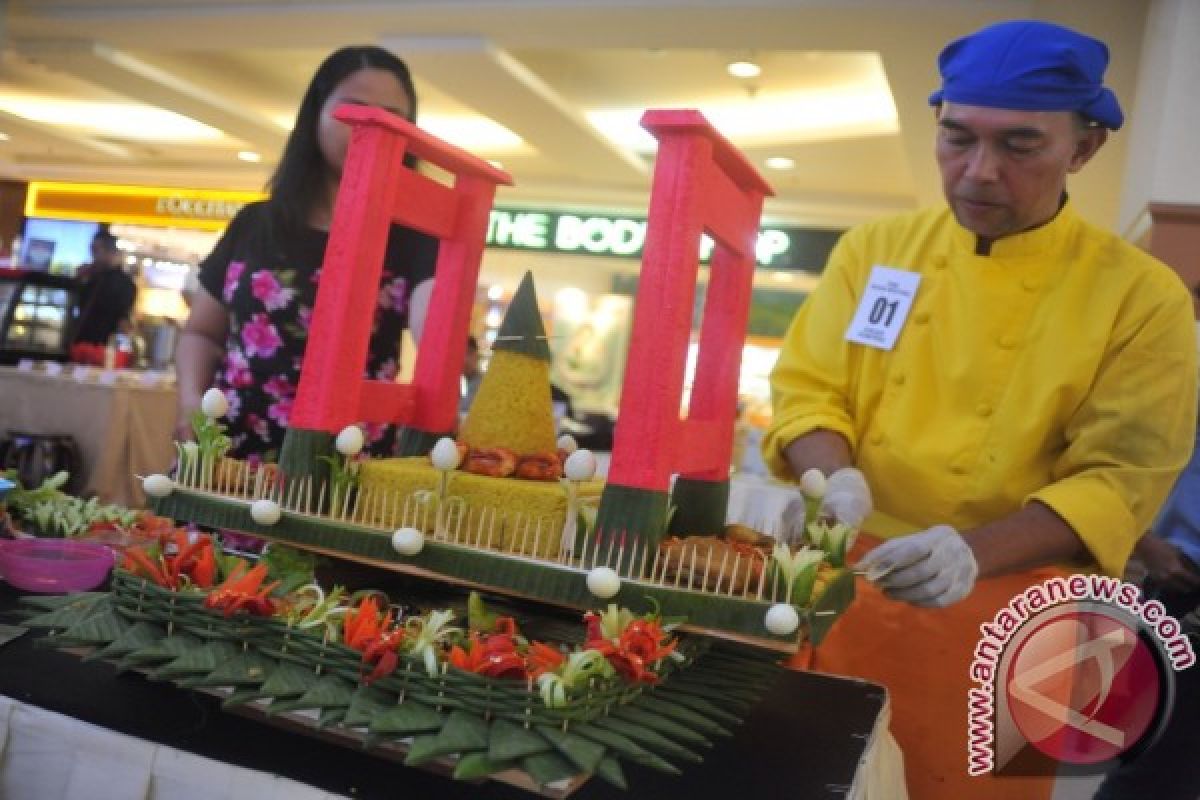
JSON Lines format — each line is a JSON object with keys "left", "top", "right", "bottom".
{"left": 857, "top": 524, "right": 978, "bottom": 607}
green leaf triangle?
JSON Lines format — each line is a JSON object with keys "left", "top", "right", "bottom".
{"left": 492, "top": 271, "right": 550, "bottom": 362}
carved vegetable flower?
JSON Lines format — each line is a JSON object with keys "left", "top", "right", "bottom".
{"left": 770, "top": 543, "right": 825, "bottom": 606}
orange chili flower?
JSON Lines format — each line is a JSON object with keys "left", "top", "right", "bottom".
{"left": 204, "top": 561, "right": 279, "bottom": 617}
{"left": 448, "top": 631, "right": 527, "bottom": 680}
{"left": 526, "top": 642, "right": 566, "bottom": 679}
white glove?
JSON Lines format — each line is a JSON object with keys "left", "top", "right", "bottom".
{"left": 857, "top": 524, "right": 978, "bottom": 608}
{"left": 778, "top": 466, "right": 872, "bottom": 545}
{"left": 823, "top": 467, "right": 872, "bottom": 528}
{"left": 779, "top": 492, "right": 810, "bottom": 547}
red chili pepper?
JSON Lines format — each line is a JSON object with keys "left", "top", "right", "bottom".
{"left": 189, "top": 543, "right": 216, "bottom": 589}
{"left": 361, "top": 628, "right": 407, "bottom": 684}
{"left": 526, "top": 642, "right": 566, "bottom": 679}
{"left": 204, "top": 561, "right": 278, "bottom": 617}
{"left": 123, "top": 547, "right": 170, "bottom": 588}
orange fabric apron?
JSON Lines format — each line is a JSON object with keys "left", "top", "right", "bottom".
{"left": 791, "top": 534, "right": 1068, "bottom": 800}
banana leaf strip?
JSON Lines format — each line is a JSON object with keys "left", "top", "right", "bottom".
{"left": 151, "top": 639, "right": 240, "bottom": 681}
{"left": 118, "top": 633, "right": 202, "bottom": 668}
{"left": 488, "top": 718, "right": 553, "bottom": 762}
{"left": 651, "top": 690, "right": 744, "bottom": 727}
{"left": 594, "top": 755, "right": 628, "bottom": 790}
{"left": 423, "top": 710, "right": 489, "bottom": 758}
{"left": 189, "top": 650, "right": 277, "bottom": 687}
{"left": 609, "top": 706, "right": 711, "bottom": 746}
{"left": 257, "top": 660, "right": 319, "bottom": 699}
{"left": 342, "top": 685, "right": 395, "bottom": 728}
{"left": 18, "top": 592, "right": 107, "bottom": 612}
{"left": 520, "top": 750, "right": 580, "bottom": 788}
{"left": 268, "top": 673, "right": 353, "bottom": 713}
{"left": 367, "top": 701, "right": 444, "bottom": 736}
{"left": 572, "top": 723, "right": 680, "bottom": 775}
{"left": 20, "top": 594, "right": 109, "bottom": 629}
{"left": 403, "top": 733, "right": 444, "bottom": 767}
{"left": 83, "top": 621, "right": 162, "bottom": 662}
{"left": 537, "top": 725, "right": 607, "bottom": 773}
{"left": 318, "top": 707, "right": 346, "bottom": 728}
{"left": 663, "top": 680, "right": 760, "bottom": 706}
{"left": 809, "top": 568, "right": 855, "bottom": 646}
{"left": 453, "top": 752, "right": 515, "bottom": 781}
{"left": 593, "top": 716, "right": 702, "bottom": 763}
{"left": 220, "top": 687, "right": 264, "bottom": 709}
{"left": 55, "top": 607, "right": 129, "bottom": 646}
{"left": 633, "top": 695, "right": 731, "bottom": 737}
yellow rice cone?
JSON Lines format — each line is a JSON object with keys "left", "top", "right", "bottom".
{"left": 459, "top": 350, "right": 557, "bottom": 456}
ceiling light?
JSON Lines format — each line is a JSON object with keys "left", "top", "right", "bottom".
{"left": 727, "top": 60, "right": 762, "bottom": 79}
{"left": 588, "top": 82, "right": 899, "bottom": 153}
{"left": 237, "top": 150, "right": 262, "bottom": 163}
{"left": 0, "top": 132, "right": 9, "bottom": 142}
{"left": 419, "top": 115, "right": 524, "bottom": 153}
{"left": 765, "top": 156, "right": 795, "bottom": 170}
{"left": 772, "top": 271, "right": 795, "bottom": 283}
{"left": 487, "top": 284, "right": 504, "bottom": 302}
{"left": 0, "top": 96, "right": 222, "bottom": 142}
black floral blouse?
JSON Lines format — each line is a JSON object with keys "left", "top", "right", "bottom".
{"left": 197, "top": 202, "right": 438, "bottom": 461}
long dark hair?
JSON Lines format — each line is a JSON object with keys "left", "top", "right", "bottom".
{"left": 267, "top": 45, "right": 417, "bottom": 235}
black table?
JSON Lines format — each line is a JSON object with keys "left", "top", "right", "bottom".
{"left": 0, "top": 584, "right": 887, "bottom": 799}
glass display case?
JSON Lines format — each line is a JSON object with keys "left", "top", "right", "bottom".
{"left": 0, "top": 269, "right": 77, "bottom": 365}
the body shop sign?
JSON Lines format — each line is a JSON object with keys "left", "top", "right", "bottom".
{"left": 486, "top": 207, "right": 840, "bottom": 271}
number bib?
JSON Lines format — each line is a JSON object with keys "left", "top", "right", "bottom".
{"left": 844, "top": 265, "right": 921, "bottom": 351}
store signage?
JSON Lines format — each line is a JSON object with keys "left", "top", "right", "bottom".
{"left": 486, "top": 207, "right": 841, "bottom": 270}
{"left": 25, "top": 182, "right": 266, "bottom": 232}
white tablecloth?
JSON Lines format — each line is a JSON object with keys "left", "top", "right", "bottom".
{"left": 0, "top": 695, "right": 348, "bottom": 800}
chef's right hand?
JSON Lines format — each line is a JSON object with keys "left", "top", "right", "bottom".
{"left": 822, "top": 467, "right": 872, "bottom": 528}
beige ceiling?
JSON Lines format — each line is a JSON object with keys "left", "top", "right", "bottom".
{"left": 0, "top": 0, "right": 1149, "bottom": 230}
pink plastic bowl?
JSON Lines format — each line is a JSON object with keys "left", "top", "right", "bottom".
{"left": 0, "top": 539, "right": 115, "bottom": 593}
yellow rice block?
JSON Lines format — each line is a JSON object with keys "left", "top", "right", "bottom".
{"left": 358, "top": 457, "right": 603, "bottom": 560}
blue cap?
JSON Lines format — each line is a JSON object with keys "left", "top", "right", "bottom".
{"left": 929, "top": 20, "right": 1123, "bottom": 130}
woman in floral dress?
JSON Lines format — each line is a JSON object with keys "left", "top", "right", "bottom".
{"left": 176, "top": 46, "right": 437, "bottom": 461}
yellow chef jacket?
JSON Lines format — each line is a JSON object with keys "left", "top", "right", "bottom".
{"left": 765, "top": 202, "right": 1197, "bottom": 576}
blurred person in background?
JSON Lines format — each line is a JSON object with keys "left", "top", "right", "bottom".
{"left": 460, "top": 334, "right": 483, "bottom": 412}
{"left": 174, "top": 45, "right": 438, "bottom": 461}
{"left": 72, "top": 228, "right": 137, "bottom": 347}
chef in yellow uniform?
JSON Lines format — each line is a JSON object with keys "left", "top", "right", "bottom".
{"left": 765, "top": 19, "right": 1197, "bottom": 800}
